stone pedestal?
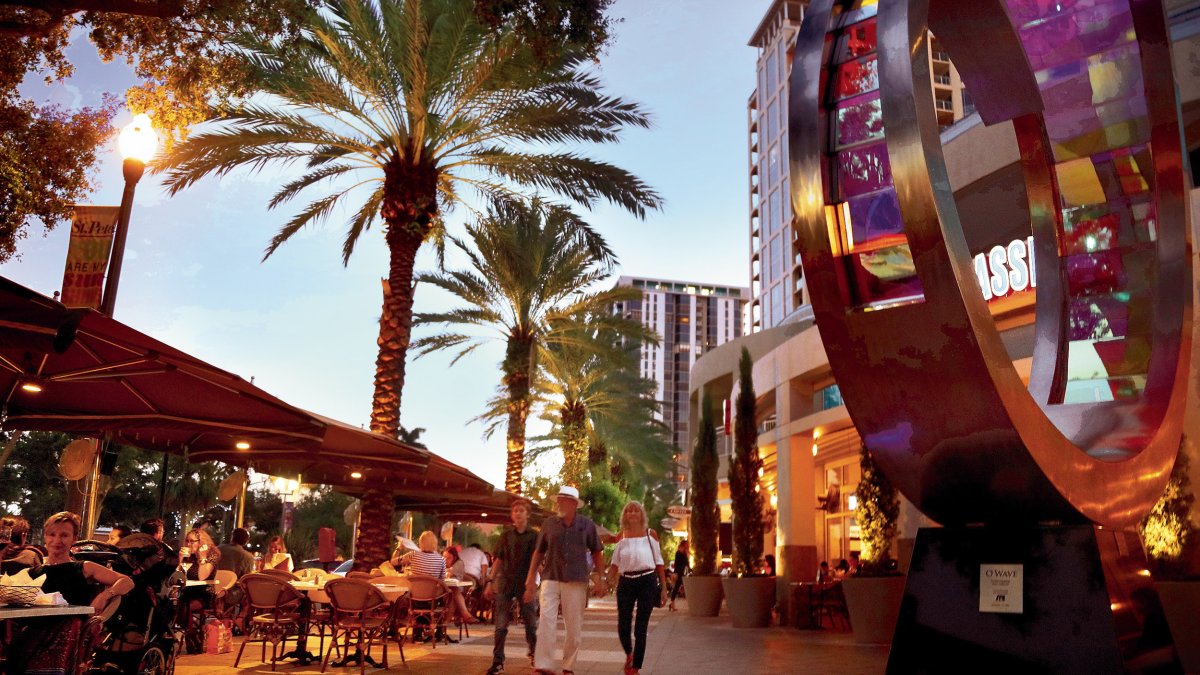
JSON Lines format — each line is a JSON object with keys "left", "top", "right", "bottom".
{"left": 887, "top": 526, "right": 1181, "bottom": 674}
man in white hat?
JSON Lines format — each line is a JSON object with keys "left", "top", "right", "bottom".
{"left": 523, "top": 486, "right": 603, "bottom": 675}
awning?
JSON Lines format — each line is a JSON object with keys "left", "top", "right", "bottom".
{"left": 387, "top": 489, "right": 549, "bottom": 524}
{"left": 0, "top": 276, "right": 491, "bottom": 496}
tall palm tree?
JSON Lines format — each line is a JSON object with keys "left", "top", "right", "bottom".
{"left": 411, "top": 200, "right": 627, "bottom": 492}
{"left": 156, "top": 0, "right": 660, "bottom": 566}
{"left": 534, "top": 315, "right": 665, "bottom": 486}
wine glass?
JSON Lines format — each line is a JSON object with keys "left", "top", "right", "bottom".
{"left": 179, "top": 546, "right": 192, "bottom": 577}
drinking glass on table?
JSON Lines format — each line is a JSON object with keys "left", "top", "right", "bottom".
{"left": 180, "top": 547, "right": 192, "bottom": 576}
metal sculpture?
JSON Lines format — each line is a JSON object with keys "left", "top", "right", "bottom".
{"left": 788, "top": 0, "right": 1191, "bottom": 528}
{"left": 788, "top": 1, "right": 1191, "bottom": 670}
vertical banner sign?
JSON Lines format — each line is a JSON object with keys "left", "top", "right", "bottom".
{"left": 979, "top": 564, "right": 1023, "bottom": 614}
{"left": 61, "top": 205, "right": 120, "bottom": 308}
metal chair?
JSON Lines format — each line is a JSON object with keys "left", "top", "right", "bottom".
{"left": 234, "top": 573, "right": 303, "bottom": 671}
{"left": 321, "top": 578, "right": 399, "bottom": 674}
{"left": 404, "top": 575, "right": 450, "bottom": 648}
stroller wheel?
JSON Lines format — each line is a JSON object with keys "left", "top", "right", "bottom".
{"left": 137, "top": 646, "right": 167, "bottom": 675}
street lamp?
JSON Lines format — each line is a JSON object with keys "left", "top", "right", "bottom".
{"left": 100, "top": 113, "right": 157, "bottom": 316}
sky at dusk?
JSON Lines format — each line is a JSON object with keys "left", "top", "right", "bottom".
{"left": 1, "top": 0, "right": 770, "bottom": 488}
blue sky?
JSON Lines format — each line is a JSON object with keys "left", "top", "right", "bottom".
{"left": 1, "top": 0, "right": 767, "bottom": 487}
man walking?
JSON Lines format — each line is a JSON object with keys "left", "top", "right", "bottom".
{"left": 485, "top": 499, "right": 539, "bottom": 675}
{"left": 524, "top": 486, "right": 604, "bottom": 675}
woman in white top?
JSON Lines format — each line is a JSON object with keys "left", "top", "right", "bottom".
{"left": 605, "top": 501, "right": 667, "bottom": 675}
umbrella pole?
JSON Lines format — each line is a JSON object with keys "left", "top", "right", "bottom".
{"left": 157, "top": 454, "right": 169, "bottom": 518}
{"left": 235, "top": 477, "right": 247, "bottom": 529}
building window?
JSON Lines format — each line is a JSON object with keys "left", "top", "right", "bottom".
{"left": 814, "top": 383, "right": 844, "bottom": 411}
{"left": 771, "top": 284, "right": 783, "bottom": 326}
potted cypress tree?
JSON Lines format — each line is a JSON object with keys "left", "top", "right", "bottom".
{"left": 842, "top": 442, "right": 905, "bottom": 644}
{"left": 684, "top": 392, "right": 724, "bottom": 616}
{"left": 721, "top": 348, "right": 775, "bottom": 628}
{"left": 1143, "top": 444, "right": 1200, "bottom": 672}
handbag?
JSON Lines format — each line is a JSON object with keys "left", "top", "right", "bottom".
{"left": 646, "top": 534, "right": 666, "bottom": 608}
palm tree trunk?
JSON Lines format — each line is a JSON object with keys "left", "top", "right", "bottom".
{"left": 354, "top": 488, "right": 393, "bottom": 571}
{"left": 560, "top": 401, "right": 589, "bottom": 486}
{"left": 359, "top": 162, "right": 437, "bottom": 569}
{"left": 502, "top": 334, "right": 535, "bottom": 493}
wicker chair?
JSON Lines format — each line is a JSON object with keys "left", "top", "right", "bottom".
{"left": 234, "top": 573, "right": 304, "bottom": 671}
{"left": 321, "top": 578, "right": 399, "bottom": 674}
{"left": 404, "top": 575, "right": 451, "bottom": 648}
{"left": 260, "top": 568, "right": 299, "bottom": 582}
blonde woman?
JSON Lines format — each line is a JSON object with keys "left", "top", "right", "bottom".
{"left": 605, "top": 501, "right": 667, "bottom": 675}
{"left": 266, "top": 536, "right": 294, "bottom": 572}
{"left": 399, "top": 531, "right": 476, "bottom": 636}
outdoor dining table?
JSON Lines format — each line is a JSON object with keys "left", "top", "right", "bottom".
{"left": 790, "top": 581, "right": 840, "bottom": 629}
{"left": 184, "top": 579, "right": 220, "bottom": 588}
{"left": 0, "top": 604, "right": 95, "bottom": 674}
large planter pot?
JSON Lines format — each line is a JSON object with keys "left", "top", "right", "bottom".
{"left": 1157, "top": 580, "right": 1200, "bottom": 673}
{"left": 842, "top": 576, "right": 906, "bottom": 644}
{"left": 722, "top": 575, "right": 776, "bottom": 628}
{"left": 682, "top": 575, "right": 724, "bottom": 617}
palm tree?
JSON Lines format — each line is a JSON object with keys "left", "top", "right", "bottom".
{"left": 411, "top": 199, "right": 626, "bottom": 492}
{"left": 156, "top": 0, "right": 660, "bottom": 567}
{"left": 534, "top": 315, "right": 665, "bottom": 486}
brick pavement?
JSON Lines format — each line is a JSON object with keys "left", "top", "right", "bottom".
{"left": 174, "top": 596, "right": 889, "bottom": 674}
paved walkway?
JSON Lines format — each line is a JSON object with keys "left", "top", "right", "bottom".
{"left": 175, "top": 597, "right": 889, "bottom": 674}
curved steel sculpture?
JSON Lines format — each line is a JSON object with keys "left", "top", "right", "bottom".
{"left": 788, "top": 0, "right": 1191, "bottom": 528}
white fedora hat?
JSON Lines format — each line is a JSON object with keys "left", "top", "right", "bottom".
{"left": 556, "top": 485, "right": 582, "bottom": 504}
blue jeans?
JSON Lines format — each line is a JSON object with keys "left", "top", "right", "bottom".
{"left": 492, "top": 590, "right": 538, "bottom": 666}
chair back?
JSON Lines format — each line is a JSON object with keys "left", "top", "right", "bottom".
{"left": 239, "top": 573, "right": 301, "bottom": 613}
{"left": 345, "top": 570, "right": 372, "bottom": 580}
{"left": 260, "top": 567, "right": 299, "bottom": 582}
{"left": 406, "top": 575, "right": 447, "bottom": 603}
{"left": 324, "top": 578, "right": 386, "bottom": 614}
{"left": 214, "top": 569, "right": 238, "bottom": 591}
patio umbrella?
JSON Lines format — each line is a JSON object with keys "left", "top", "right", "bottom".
{"left": 0, "top": 276, "right": 322, "bottom": 453}
{"left": 385, "top": 489, "right": 549, "bottom": 525}
{"left": 0, "top": 276, "right": 491, "bottom": 496}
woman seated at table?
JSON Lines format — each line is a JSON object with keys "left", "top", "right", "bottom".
{"left": 0, "top": 514, "right": 43, "bottom": 574}
{"left": 443, "top": 545, "right": 466, "bottom": 581}
{"left": 265, "top": 536, "right": 294, "bottom": 572}
{"left": 6, "top": 512, "right": 134, "bottom": 674}
{"left": 399, "top": 531, "right": 476, "bottom": 627}
{"left": 178, "top": 527, "right": 222, "bottom": 651}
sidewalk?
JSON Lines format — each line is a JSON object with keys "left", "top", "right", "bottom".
{"left": 175, "top": 597, "right": 889, "bottom": 674}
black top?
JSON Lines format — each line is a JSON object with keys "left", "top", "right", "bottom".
{"left": 534, "top": 514, "right": 601, "bottom": 583}
{"left": 493, "top": 527, "right": 539, "bottom": 597}
{"left": 39, "top": 561, "right": 95, "bottom": 606}
{"left": 673, "top": 551, "right": 688, "bottom": 576}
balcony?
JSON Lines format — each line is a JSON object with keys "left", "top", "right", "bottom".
{"left": 935, "top": 98, "right": 954, "bottom": 112}
{"left": 934, "top": 74, "right": 952, "bottom": 86}
{"left": 932, "top": 50, "right": 951, "bottom": 62}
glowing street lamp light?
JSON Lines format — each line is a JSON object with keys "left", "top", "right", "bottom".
{"left": 100, "top": 113, "right": 158, "bottom": 317}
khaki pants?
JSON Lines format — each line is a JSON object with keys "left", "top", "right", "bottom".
{"left": 534, "top": 579, "right": 587, "bottom": 671}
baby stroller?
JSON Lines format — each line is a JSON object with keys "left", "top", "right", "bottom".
{"left": 72, "top": 534, "right": 184, "bottom": 674}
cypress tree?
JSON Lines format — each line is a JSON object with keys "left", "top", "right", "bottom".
{"left": 730, "top": 347, "right": 767, "bottom": 576}
{"left": 690, "top": 393, "right": 720, "bottom": 576}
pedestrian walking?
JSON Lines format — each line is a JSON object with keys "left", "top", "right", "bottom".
{"left": 668, "top": 539, "right": 689, "bottom": 611}
{"left": 605, "top": 501, "right": 667, "bottom": 675}
{"left": 485, "top": 498, "right": 539, "bottom": 675}
{"left": 524, "top": 486, "right": 604, "bottom": 675}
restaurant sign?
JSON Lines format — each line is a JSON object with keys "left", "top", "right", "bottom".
{"left": 60, "top": 205, "right": 120, "bottom": 309}
{"left": 973, "top": 237, "right": 1035, "bottom": 302}
{"left": 979, "top": 564, "right": 1023, "bottom": 614}
{"left": 666, "top": 505, "right": 691, "bottom": 518}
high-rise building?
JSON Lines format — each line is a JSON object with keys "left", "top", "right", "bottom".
{"left": 747, "top": 0, "right": 970, "bottom": 332}
{"left": 613, "top": 276, "right": 749, "bottom": 463}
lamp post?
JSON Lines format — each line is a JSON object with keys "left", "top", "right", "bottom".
{"left": 83, "top": 113, "right": 157, "bottom": 538}
{"left": 100, "top": 112, "right": 157, "bottom": 316}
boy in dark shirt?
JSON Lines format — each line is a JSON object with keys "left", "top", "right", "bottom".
{"left": 485, "top": 499, "right": 539, "bottom": 675}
